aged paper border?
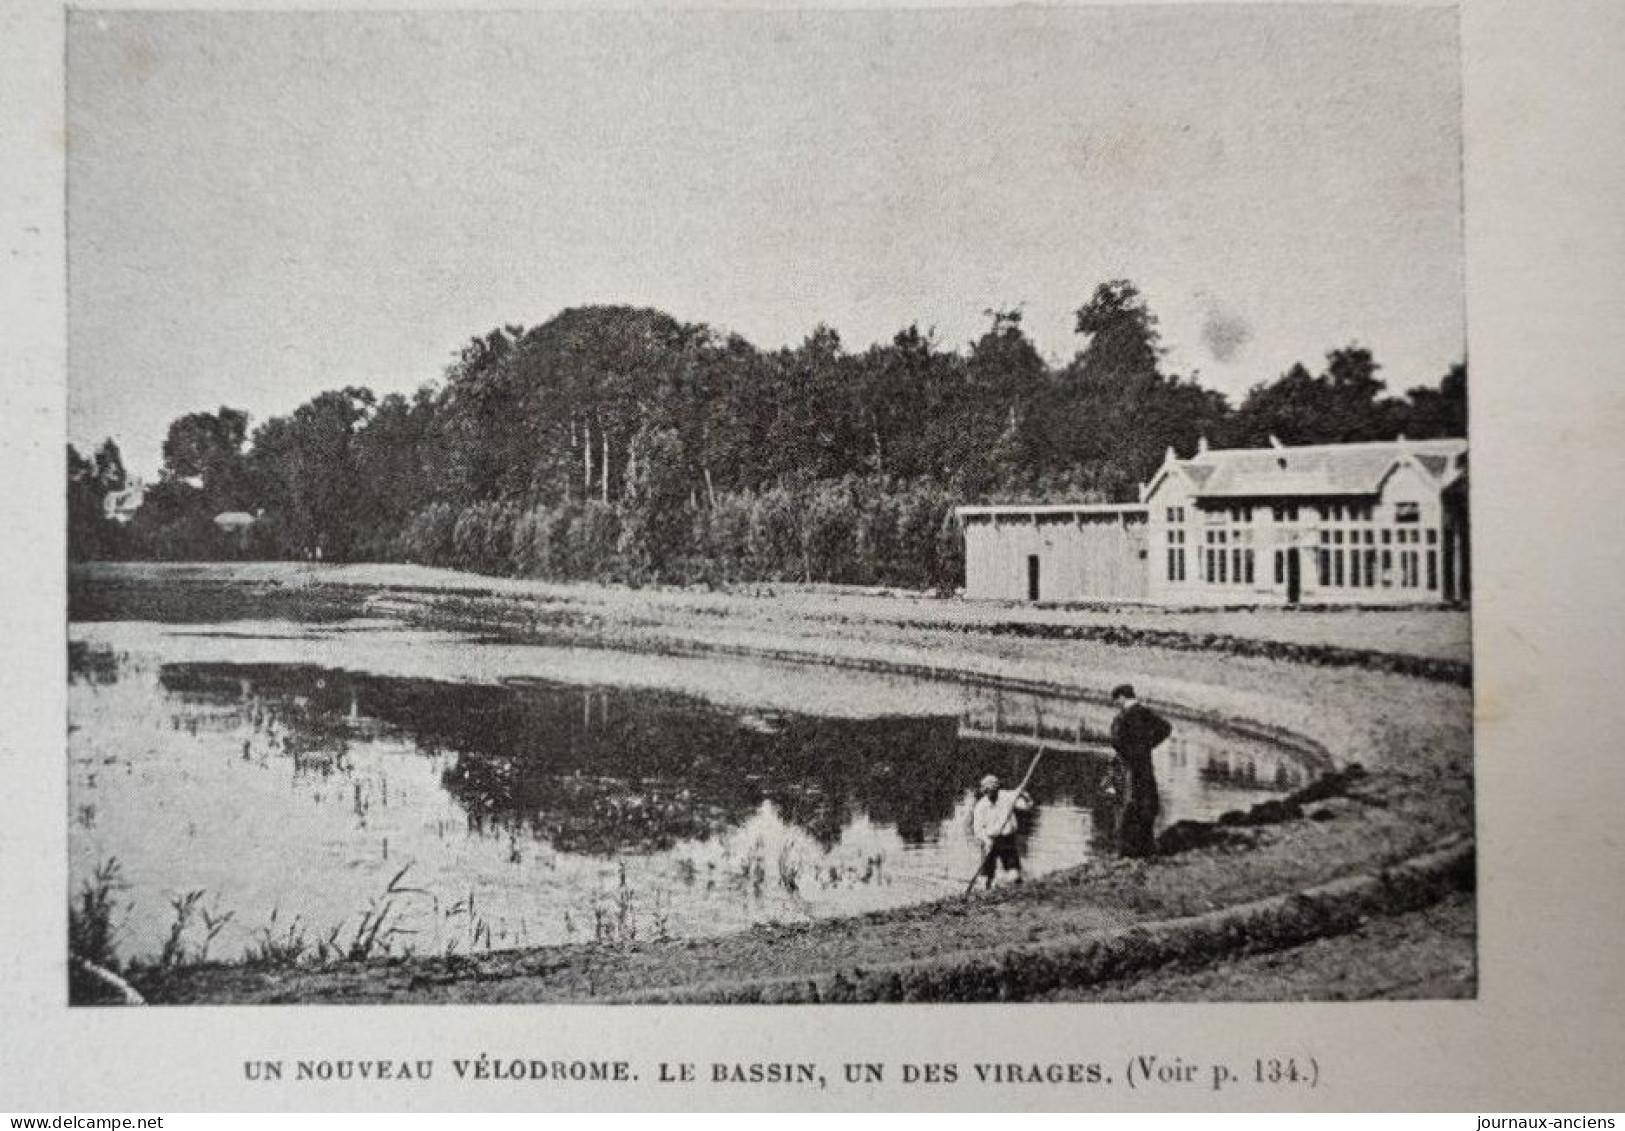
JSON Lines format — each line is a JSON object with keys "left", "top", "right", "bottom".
{"left": 5, "top": 0, "right": 1624, "bottom": 1111}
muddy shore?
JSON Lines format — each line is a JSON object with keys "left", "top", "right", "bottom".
{"left": 71, "top": 562, "right": 1475, "bottom": 1003}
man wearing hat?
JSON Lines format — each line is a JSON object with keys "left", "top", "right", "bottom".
{"left": 970, "top": 772, "right": 1033, "bottom": 889}
{"left": 1109, "top": 683, "right": 1173, "bottom": 857}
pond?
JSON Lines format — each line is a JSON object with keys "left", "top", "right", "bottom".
{"left": 68, "top": 620, "right": 1311, "bottom": 965}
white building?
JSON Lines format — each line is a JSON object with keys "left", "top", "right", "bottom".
{"left": 958, "top": 437, "right": 1469, "bottom": 606}
{"left": 956, "top": 503, "right": 1149, "bottom": 603}
{"left": 103, "top": 479, "right": 147, "bottom": 524}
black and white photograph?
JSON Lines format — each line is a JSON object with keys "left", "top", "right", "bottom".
{"left": 59, "top": 4, "right": 1478, "bottom": 1009}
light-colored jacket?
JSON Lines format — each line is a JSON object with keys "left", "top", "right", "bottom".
{"left": 971, "top": 789, "right": 1031, "bottom": 842}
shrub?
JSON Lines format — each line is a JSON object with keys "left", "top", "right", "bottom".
{"left": 395, "top": 502, "right": 460, "bottom": 566}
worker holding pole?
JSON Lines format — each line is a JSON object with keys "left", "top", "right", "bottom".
{"left": 968, "top": 771, "right": 1035, "bottom": 891}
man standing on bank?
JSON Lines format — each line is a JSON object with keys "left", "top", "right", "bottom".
{"left": 970, "top": 773, "right": 1033, "bottom": 889}
{"left": 1109, "top": 684, "right": 1173, "bottom": 858}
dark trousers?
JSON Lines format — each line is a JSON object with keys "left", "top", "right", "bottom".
{"left": 1118, "top": 797, "right": 1159, "bottom": 858}
{"left": 979, "top": 835, "right": 1023, "bottom": 880}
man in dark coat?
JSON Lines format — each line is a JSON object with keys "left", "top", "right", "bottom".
{"left": 1109, "top": 683, "right": 1172, "bottom": 857}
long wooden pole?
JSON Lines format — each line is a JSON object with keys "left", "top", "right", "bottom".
{"left": 963, "top": 742, "right": 1047, "bottom": 897}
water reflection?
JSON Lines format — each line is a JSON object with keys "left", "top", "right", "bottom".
{"left": 68, "top": 629, "right": 1313, "bottom": 963}
{"left": 153, "top": 663, "right": 985, "bottom": 855}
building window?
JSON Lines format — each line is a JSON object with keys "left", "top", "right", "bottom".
{"left": 1381, "top": 550, "right": 1393, "bottom": 587}
{"left": 1427, "top": 550, "right": 1438, "bottom": 590}
{"left": 1350, "top": 548, "right": 1363, "bottom": 587}
{"left": 1166, "top": 529, "right": 1186, "bottom": 582}
{"left": 1395, "top": 502, "right": 1420, "bottom": 523}
{"left": 1273, "top": 550, "right": 1284, "bottom": 585}
{"left": 1244, "top": 549, "right": 1255, "bottom": 584}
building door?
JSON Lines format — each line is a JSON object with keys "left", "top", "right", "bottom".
{"left": 1285, "top": 549, "right": 1301, "bottom": 605}
{"left": 1027, "top": 554, "right": 1040, "bottom": 601}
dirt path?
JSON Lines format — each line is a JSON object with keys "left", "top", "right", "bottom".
{"left": 1040, "top": 892, "right": 1477, "bottom": 1002}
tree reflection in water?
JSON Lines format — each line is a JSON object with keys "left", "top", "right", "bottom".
{"left": 152, "top": 662, "right": 1308, "bottom": 862}
{"left": 155, "top": 663, "right": 1016, "bottom": 856}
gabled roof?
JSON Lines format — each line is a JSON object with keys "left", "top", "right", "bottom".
{"left": 1142, "top": 438, "right": 1467, "bottom": 502}
{"left": 1141, "top": 460, "right": 1213, "bottom": 502}
{"left": 1416, "top": 453, "right": 1452, "bottom": 479}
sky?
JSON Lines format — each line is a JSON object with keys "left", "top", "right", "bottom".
{"left": 67, "top": 6, "right": 1465, "bottom": 478}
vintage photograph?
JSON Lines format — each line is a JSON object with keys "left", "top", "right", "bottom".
{"left": 64, "top": 6, "right": 1472, "bottom": 1006}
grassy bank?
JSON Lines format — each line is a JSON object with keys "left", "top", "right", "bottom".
{"left": 71, "top": 561, "right": 1475, "bottom": 1003}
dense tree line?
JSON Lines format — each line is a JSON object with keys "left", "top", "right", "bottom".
{"left": 69, "top": 282, "right": 1466, "bottom": 588}
{"left": 68, "top": 439, "right": 128, "bottom": 561}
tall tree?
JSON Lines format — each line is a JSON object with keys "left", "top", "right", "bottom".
{"left": 1071, "top": 280, "right": 1162, "bottom": 382}
{"left": 765, "top": 325, "right": 856, "bottom": 483}
{"left": 1049, "top": 282, "right": 1230, "bottom": 497}
{"left": 1399, "top": 360, "right": 1468, "bottom": 438}
{"left": 160, "top": 407, "right": 251, "bottom": 508}
{"left": 1232, "top": 346, "right": 1405, "bottom": 446}
{"left": 92, "top": 439, "right": 127, "bottom": 497}
{"left": 957, "top": 309, "right": 1046, "bottom": 494}
{"left": 250, "top": 387, "right": 375, "bottom": 558}
{"left": 67, "top": 441, "right": 127, "bottom": 560}
{"left": 617, "top": 425, "right": 691, "bottom": 580}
